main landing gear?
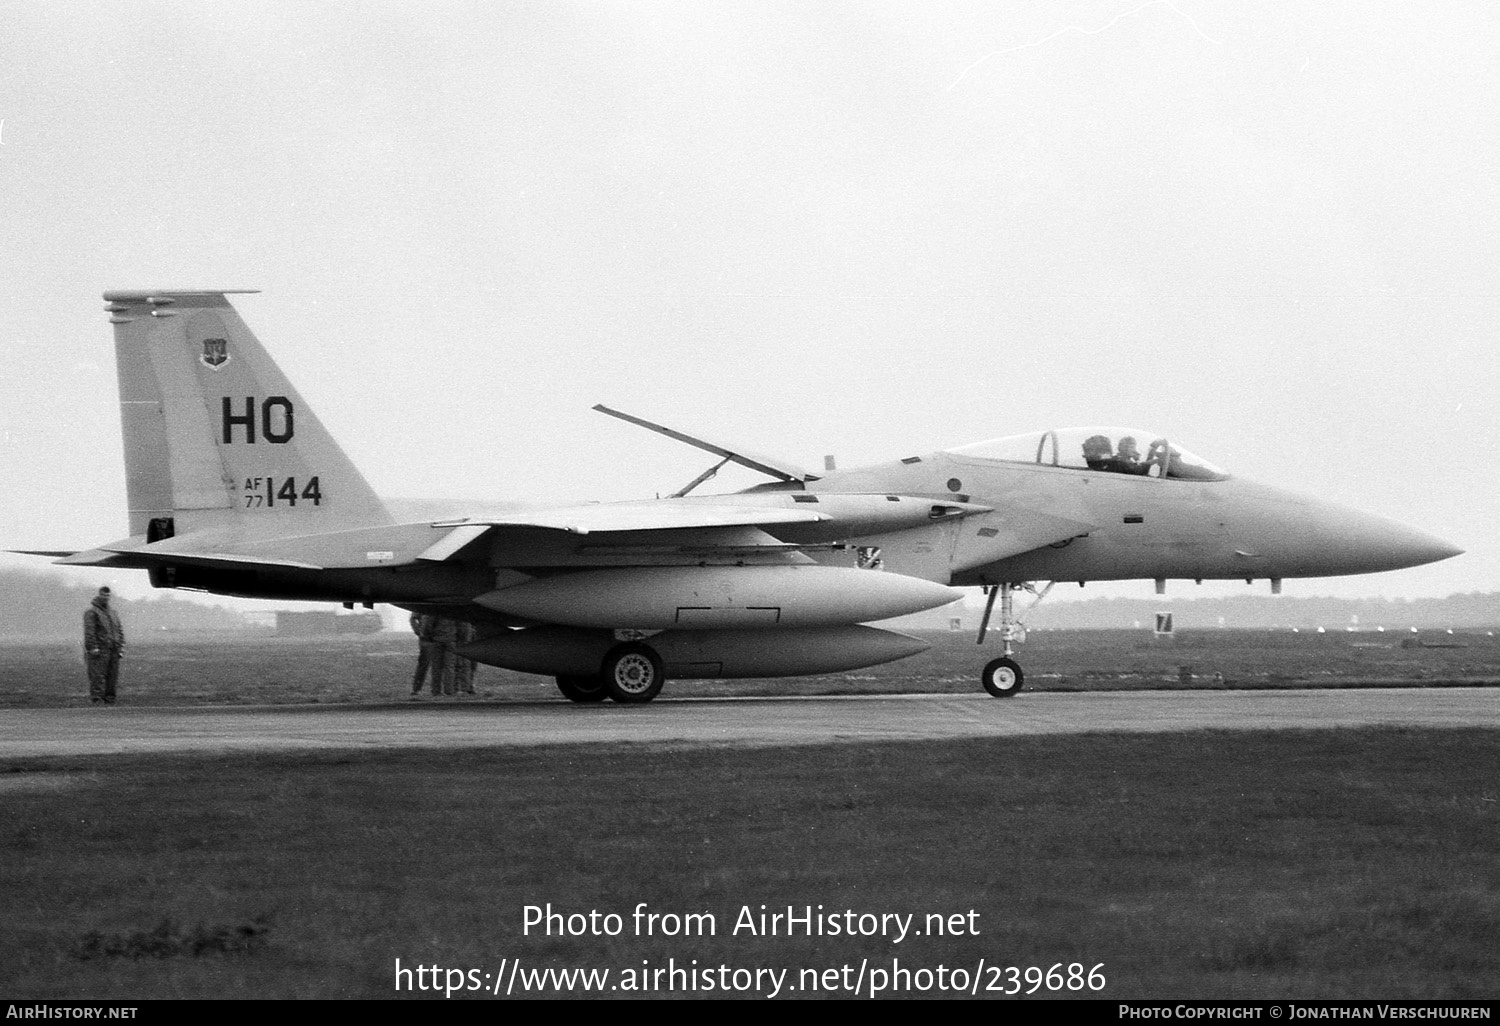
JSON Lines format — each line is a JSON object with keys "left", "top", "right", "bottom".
{"left": 555, "top": 641, "right": 667, "bottom": 705}
{"left": 976, "top": 582, "right": 1052, "bottom": 698}
{"left": 554, "top": 674, "right": 608, "bottom": 703}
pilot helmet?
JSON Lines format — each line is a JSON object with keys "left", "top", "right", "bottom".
{"left": 1082, "top": 434, "right": 1112, "bottom": 458}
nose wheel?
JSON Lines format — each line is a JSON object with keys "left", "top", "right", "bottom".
{"left": 981, "top": 657, "right": 1024, "bottom": 698}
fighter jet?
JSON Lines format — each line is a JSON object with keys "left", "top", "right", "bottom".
{"left": 21, "top": 290, "right": 1462, "bottom": 703}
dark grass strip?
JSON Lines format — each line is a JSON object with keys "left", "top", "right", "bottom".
{"left": 2, "top": 727, "right": 1496, "bottom": 998}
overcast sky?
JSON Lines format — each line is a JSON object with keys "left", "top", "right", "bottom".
{"left": 1, "top": 1, "right": 1495, "bottom": 605}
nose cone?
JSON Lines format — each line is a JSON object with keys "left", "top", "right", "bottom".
{"left": 1295, "top": 500, "right": 1463, "bottom": 576}
{"left": 1226, "top": 480, "right": 1462, "bottom": 579}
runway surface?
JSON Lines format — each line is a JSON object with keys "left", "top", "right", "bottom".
{"left": 3, "top": 687, "right": 1497, "bottom": 758}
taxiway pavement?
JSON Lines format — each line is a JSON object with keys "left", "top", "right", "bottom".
{"left": 3, "top": 687, "right": 1496, "bottom": 759}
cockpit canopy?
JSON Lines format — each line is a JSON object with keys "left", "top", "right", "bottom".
{"left": 947, "top": 427, "right": 1230, "bottom": 481}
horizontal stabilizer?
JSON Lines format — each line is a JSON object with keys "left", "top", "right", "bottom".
{"left": 77, "top": 520, "right": 490, "bottom": 572}
{"left": 50, "top": 548, "right": 133, "bottom": 567}
{"left": 107, "top": 549, "right": 324, "bottom": 571}
{"left": 92, "top": 538, "right": 324, "bottom": 570}
{"left": 38, "top": 531, "right": 330, "bottom": 571}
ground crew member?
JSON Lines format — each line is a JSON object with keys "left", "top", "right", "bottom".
{"left": 453, "top": 620, "right": 476, "bottom": 694}
{"left": 83, "top": 586, "right": 125, "bottom": 704}
{"left": 410, "top": 613, "right": 456, "bottom": 696}
{"left": 425, "top": 616, "right": 459, "bottom": 696}
{"left": 409, "top": 613, "right": 430, "bottom": 696}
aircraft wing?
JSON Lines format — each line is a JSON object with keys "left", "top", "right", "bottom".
{"left": 35, "top": 502, "right": 834, "bottom": 572}
{"left": 50, "top": 537, "right": 328, "bottom": 570}
{"left": 431, "top": 500, "right": 830, "bottom": 535}
{"left": 593, "top": 404, "right": 819, "bottom": 483}
{"left": 38, "top": 493, "right": 995, "bottom": 572}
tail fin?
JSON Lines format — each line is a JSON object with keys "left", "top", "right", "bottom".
{"left": 105, "top": 290, "right": 391, "bottom": 539}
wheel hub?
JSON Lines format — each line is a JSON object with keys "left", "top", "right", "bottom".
{"left": 614, "top": 654, "right": 655, "bottom": 693}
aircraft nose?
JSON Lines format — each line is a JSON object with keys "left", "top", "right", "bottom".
{"left": 1404, "top": 532, "right": 1465, "bottom": 566}
{"left": 1227, "top": 480, "right": 1462, "bottom": 579}
{"left": 1314, "top": 506, "right": 1463, "bottom": 575}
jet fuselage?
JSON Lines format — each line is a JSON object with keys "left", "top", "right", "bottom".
{"left": 800, "top": 451, "right": 1458, "bottom": 587}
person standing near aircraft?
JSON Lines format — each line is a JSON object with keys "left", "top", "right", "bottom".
{"left": 410, "top": 613, "right": 456, "bottom": 696}
{"left": 425, "top": 616, "right": 459, "bottom": 696}
{"left": 409, "top": 612, "right": 431, "bottom": 697}
{"left": 453, "top": 620, "right": 476, "bottom": 694}
{"left": 83, "top": 586, "right": 125, "bottom": 705}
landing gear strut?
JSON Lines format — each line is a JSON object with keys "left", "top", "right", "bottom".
{"left": 976, "top": 582, "right": 1052, "bottom": 698}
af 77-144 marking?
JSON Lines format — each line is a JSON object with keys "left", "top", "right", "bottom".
{"left": 15, "top": 290, "right": 1462, "bottom": 704}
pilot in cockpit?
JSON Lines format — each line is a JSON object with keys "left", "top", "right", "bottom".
{"left": 1109, "top": 435, "right": 1149, "bottom": 475}
{"left": 1081, "top": 434, "right": 1113, "bottom": 470}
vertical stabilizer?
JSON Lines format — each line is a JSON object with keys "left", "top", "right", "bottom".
{"left": 105, "top": 290, "right": 391, "bottom": 538}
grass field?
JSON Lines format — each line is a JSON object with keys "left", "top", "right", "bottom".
{"left": 3, "top": 631, "right": 1496, "bottom": 1000}
{"left": 2, "top": 728, "right": 1497, "bottom": 999}
{"left": 3, "top": 628, "right": 1498, "bottom": 708}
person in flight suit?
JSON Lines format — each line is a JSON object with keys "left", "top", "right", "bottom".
{"left": 1081, "top": 434, "right": 1114, "bottom": 470}
{"left": 83, "top": 586, "right": 125, "bottom": 704}
{"left": 1108, "top": 436, "right": 1151, "bottom": 475}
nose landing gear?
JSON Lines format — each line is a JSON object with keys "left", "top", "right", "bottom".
{"left": 976, "top": 582, "right": 1052, "bottom": 698}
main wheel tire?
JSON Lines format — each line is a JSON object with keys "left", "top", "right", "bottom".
{"left": 600, "top": 642, "right": 665, "bottom": 704}
{"left": 555, "top": 674, "right": 608, "bottom": 703}
{"left": 981, "top": 657, "right": 1024, "bottom": 698}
